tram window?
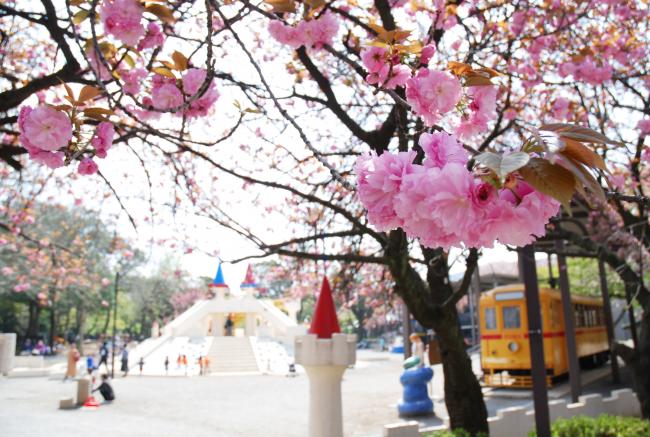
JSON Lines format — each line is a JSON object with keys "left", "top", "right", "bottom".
{"left": 574, "top": 305, "right": 584, "bottom": 328}
{"left": 502, "top": 306, "right": 521, "bottom": 329}
{"left": 484, "top": 308, "right": 497, "bottom": 330}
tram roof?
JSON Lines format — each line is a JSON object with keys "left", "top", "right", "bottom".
{"left": 482, "top": 283, "right": 604, "bottom": 305}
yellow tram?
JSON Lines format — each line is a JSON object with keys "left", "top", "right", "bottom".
{"left": 479, "top": 284, "right": 609, "bottom": 387}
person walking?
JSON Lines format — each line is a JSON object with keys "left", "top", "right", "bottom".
{"left": 64, "top": 344, "right": 80, "bottom": 381}
{"left": 120, "top": 347, "right": 129, "bottom": 377}
{"left": 198, "top": 356, "right": 204, "bottom": 376}
{"left": 182, "top": 355, "right": 188, "bottom": 376}
{"left": 138, "top": 357, "right": 145, "bottom": 375}
{"left": 224, "top": 315, "right": 234, "bottom": 336}
{"left": 203, "top": 356, "right": 210, "bottom": 374}
{"left": 164, "top": 356, "right": 169, "bottom": 375}
{"left": 97, "top": 341, "right": 109, "bottom": 372}
{"left": 176, "top": 353, "right": 182, "bottom": 369}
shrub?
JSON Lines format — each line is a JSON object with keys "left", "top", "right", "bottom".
{"left": 528, "top": 414, "right": 650, "bottom": 437}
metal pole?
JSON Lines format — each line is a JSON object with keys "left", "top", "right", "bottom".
{"left": 555, "top": 240, "right": 581, "bottom": 403}
{"left": 547, "top": 254, "right": 557, "bottom": 289}
{"left": 402, "top": 303, "right": 411, "bottom": 360}
{"left": 598, "top": 257, "right": 620, "bottom": 384}
{"left": 519, "top": 245, "right": 551, "bottom": 437}
{"left": 111, "top": 272, "right": 120, "bottom": 379}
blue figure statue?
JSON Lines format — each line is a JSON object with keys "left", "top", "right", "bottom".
{"left": 398, "top": 334, "right": 434, "bottom": 417}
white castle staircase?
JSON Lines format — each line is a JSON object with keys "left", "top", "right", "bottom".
{"left": 207, "top": 337, "right": 260, "bottom": 374}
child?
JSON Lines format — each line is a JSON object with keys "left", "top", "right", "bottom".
{"left": 86, "top": 355, "right": 95, "bottom": 376}
{"left": 93, "top": 374, "right": 115, "bottom": 402}
{"left": 164, "top": 356, "right": 169, "bottom": 375}
{"left": 138, "top": 357, "right": 144, "bottom": 375}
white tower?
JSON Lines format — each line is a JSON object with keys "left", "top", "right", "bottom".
{"left": 294, "top": 277, "right": 356, "bottom": 437}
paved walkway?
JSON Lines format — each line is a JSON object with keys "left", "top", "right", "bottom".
{"left": 0, "top": 351, "right": 631, "bottom": 437}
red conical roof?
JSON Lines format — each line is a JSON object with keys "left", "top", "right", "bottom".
{"left": 309, "top": 277, "right": 340, "bottom": 339}
{"left": 240, "top": 264, "right": 258, "bottom": 288}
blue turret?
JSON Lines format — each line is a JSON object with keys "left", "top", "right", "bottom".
{"left": 209, "top": 263, "right": 228, "bottom": 288}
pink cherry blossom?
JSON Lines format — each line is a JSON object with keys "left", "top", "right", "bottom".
{"left": 91, "top": 122, "right": 115, "bottom": 159}
{"left": 137, "top": 22, "right": 164, "bottom": 51}
{"left": 384, "top": 65, "right": 411, "bottom": 89}
{"left": 268, "top": 21, "right": 305, "bottom": 49}
{"left": 121, "top": 68, "right": 147, "bottom": 95}
{"left": 152, "top": 83, "right": 183, "bottom": 110}
{"left": 182, "top": 68, "right": 207, "bottom": 95}
{"left": 19, "top": 105, "right": 72, "bottom": 151}
{"left": 552, "top": 97, "right": 570, "bottom": 120}
{"left": 356, "top": 151, "right": 417, "bottom": 231}
{"left": 425, "top": 163, "right": 480, "bottom": 236}
{"left": 406, "top": 69, "right": 462, "bottom": 126}
{"left": 361, "top": 47, "right": 388, "bottom": 74}
{"left": 2, "top": 267, "right": 13, "bottom": 275}
{"left": 510, "top": 11, "right": 527, "bottom": 36}
{"left": 100, "top": 0, "right": 145, "bottom": 46}
{"left": 637, "top": 118, "right": 650, "bottom": 136}
{"left": 420, "top": 44, "right": 436, "bottom": 65}
{"left": 268, "top": 13, "right": 339, "bottom": 51}
{"left": 419, "top": 132, "right": 468, "bottom": 168}
{"left": 300, "top": 12, "right": 339, "bottom": 49}
{"left": 456, "top": 86, "right": 498, "bottom": 139}
{"left": 14, "top": 283, "right": 31, "bottom": 293}
{"left": 26, "top": 148, "right": 65, "bottom": 169}
{"left": 78, "top": 158, "right": 99, "bottom": 175}
{"left": 393, "top": 168, "right": 445, "bottom": 243}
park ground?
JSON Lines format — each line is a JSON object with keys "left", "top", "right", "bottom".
{"left": 0, "top": 350, "right": 631, "bottom": 437}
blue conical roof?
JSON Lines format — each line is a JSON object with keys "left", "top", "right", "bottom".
{"left": 209, "top": 263, "right": 228, "bottom": 288}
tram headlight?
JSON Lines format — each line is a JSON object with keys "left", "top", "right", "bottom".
{"left": 508, "top": 341, "right": 519, "bottom": 352}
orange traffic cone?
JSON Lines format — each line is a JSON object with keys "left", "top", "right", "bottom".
{"left": 83, "top": 395, "right": 100, "bottom": 408}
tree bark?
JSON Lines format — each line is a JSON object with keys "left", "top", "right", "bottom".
{"left": 26, "top": 301, "right": 41, "bottom": 341}
{"left": 385, "top": 230, "right": 488, "bottom": 435}
{"left": 102, "top": 305, "right": 111, "bottom": 335}
{"left": 48, "top": 302, "right": 57, "bottom": 349}
{"left": 614, "top": 303, "right": 650, "bottom": 418}
{"left": 75, "top": 305, "right": 85, "bottom": 353}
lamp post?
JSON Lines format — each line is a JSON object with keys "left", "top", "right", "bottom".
{"left": 110, "top": 271, "right": 120, "bottom": 379}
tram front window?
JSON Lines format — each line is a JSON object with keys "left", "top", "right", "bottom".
{"left": 502, "top": 306, "right": 521, "bottom": 329}
{"left": 484, "top": 307, "right": 496, "bottom": 330}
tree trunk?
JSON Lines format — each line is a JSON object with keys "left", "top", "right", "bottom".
{"left": 101, "top": 305, "right": 111, "bottom": 335}
{"left": 386, "top": 230, "right": 488, "bottom": 435}
{"left": 26, "top": 301, "right": 41, "bottom": 341}
{"left": 616, "top": 304, "right": 650, "bottom": 418}
{"left": 48, "top": 302, "right": 57, "bottom": 349}
{"left": 62, "top": 309, "right": 70, "bottom": 336}
{"left": 432, "top": 303, "right": 486, "bottom": 433}
{"left": 75, "top": 305, "right": 85, "bottom": 353}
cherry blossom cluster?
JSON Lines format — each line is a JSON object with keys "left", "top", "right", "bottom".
{"left": 358, "top": 42, "right": 498, "bottom": 139}
{"left": 268, "top": 12, "right": 339, "bottom": 50}
{"left": 588, "top": 201, "right": 650, "bottom": 274}
{"left": 141, "top": 69, "right": 220, "bottom": 119}
{"left": 356, "top": 132, "right": 560, "bottom": 249}
{"left": 18, "top": 106, "right": 114, "bottom": 175}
